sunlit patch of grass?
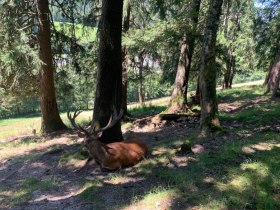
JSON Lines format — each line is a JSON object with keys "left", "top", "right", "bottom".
{"left": 108, "top": 174, "right": 127, "bottom": 184}
{"left": 0, "top": 117, "right": 41, "bottom": 142}
{"left": 197, "top": 133, "right": 280, "bottom": 209}
{"left": 0, "top": 110, "right": 92, "bottom": 142}
{"left": 54, "top": 22, "right": 97, "bottom": 44}
{"left": 121, "top": 122, "right": 133, "bottom": 130}
{"left": 130, "top": 186, "right": 178, "bottom": 210}
{"left": 129, "top": 104, "right": 167, "bottom": 116}
{"left": 241, "top": 161, "right": 269, "bottom": 178}
{"left": 9, "top": 177, "right": 59, "bottom": 206}
{"left": 0, "top": 136, "right": 42, "bottom": 160}
{"left": 218, "top": 85, "right": 265, "bottom": 101}
{"left": 198, "top": 196, "right": 228, "bottom": 210}
{"left": 80, "top": 179, "right": 103, "bottom": 205}
{"left": 58, "top": 148, "right": 89, "bottom": 168}
{"left": 60, "top": 110, "right": 92, "bottom": 128}
{"left": 220, "top": 101, "right": 280, "bottom": 126}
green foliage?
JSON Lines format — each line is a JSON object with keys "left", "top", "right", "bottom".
{"left": 216, "top": 0, "right": 257, "bottom": 84}
{"left": 254, "top": 0, "right": 280, "bottom": 71}
{"left": 0, "top": 2, "right": 41, "bottom": 97}
{"left": 128, "top": 72, "right": 171, "bottom": 103}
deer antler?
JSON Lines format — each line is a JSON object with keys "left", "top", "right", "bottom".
{"left": 67, "top": 109, "right": 91, "bottom": 136}
{"left": 68, "top": 107, "right": 123, "bottom": 137}
{"left": 95, "top": 108, "right": 124, "bottom": 133}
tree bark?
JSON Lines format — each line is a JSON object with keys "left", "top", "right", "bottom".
{"left": 265, "top": 41, "right": 280, "bottom": 97}
{"left": 92, "top": 0, "right": 124, "bottom": 143}
{"left": 121, "top": 3, "right": 131, "bottom": 116}
{"left": 36, "top": 0, "right": 66, "bottom": 134}
{"left": 167, "top": 0, "right": 201, "bottom": 113}
{"left": 138, "top": 53, "right": 145, "bottom": 105}
{"left": 223, "top": 47, "right": 235, "bottom": 89}
{"left": 199, "top": 0, "right": 223, "bottom": 136}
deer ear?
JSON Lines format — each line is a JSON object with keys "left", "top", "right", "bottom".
{"left": 78, "top": 132, "right": 85, "bottom": 138}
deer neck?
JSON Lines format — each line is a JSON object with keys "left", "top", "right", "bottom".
{"left": 88, "top": 139, "right": 108, "bottom": 161}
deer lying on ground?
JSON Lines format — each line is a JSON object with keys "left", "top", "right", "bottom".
{"left": 67, "top": 109, "right": 148, "bottom": 171}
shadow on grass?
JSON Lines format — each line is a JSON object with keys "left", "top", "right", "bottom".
{"left": 1, "top": 125, "right": 279, "bottom": 210}
{"left": 221, "top": 97, "right": 280, "bottom": 128}
{"left": 1, "top": 91, "right": 280, "bottom": 210}
{"left": 218, "top": 85, "right": 265, "bottom": 102}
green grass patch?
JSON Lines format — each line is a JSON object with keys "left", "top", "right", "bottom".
{"left": 54, "top": 22, "right": 97, "bottom": 44}
{"left": 129, "top": 104, "right": 167, "bottom": 116}
{"left": 8, "top": 177, "right": 59, "bottom": 206}
{"left": 79, "top": 179, "right": 103, "bottom": 208}
{"left": 217, "top": 85, "right": 265, "bottom": 101}
{"left": 59, "top": 148, "right": 90, "bottom": 167}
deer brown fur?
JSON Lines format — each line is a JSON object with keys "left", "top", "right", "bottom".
{"left": 68, "top": 109, "right": 148, "bottom": 171}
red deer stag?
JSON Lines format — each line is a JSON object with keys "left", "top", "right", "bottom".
{"left": 67, "top": 109, "right": 148, "bottom": 171}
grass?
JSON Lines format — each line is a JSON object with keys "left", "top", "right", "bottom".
{"left": 128, "top": 104, "right": 167, "bottom": 116}
{"left": 1, "top": 84, "right": 280, "bottom": 209}
{"left": 0, "top": 177, "right": 59, "bottom": 207}
{"left": 54, "top": 22, "right": 97, "bottom": 44}
{"left": 0, "top": 103, "right": 166, "bottom": 142}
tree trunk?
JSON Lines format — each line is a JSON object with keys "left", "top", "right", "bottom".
{"left": 36, "top": 0, "right": 66, "bottom": 134}
{"left": 167, "top": 0, "right": 201, "bottom": 113}
{"left": 223, "top": 47, "right": 235, "bottom": 89}
{"left": 92, "top": 0, "right": 123, "bottom": 143}
{"left": 121, "top": 3, "right": 131, "bottom": 116}
{"left": 191, "top": 75, "right": 201, "bottom": 105}
{"left": 265, "top": 41, "right": 280, "bottom": 97}
{"left": 138, "top": 54, "right": 145, "bottom": 105}
{"left": 199, "top": 0, "right": 223, "bottom": 136}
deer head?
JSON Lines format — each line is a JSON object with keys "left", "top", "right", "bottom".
{"left": 67, "top": 108, "right": 124, "bottom": 148}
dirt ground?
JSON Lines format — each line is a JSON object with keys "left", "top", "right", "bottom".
{"left": 0, "top": 93, "right": 273, "bottom": 210}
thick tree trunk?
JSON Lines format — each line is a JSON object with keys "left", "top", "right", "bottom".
{"left": 167, "top": 0, "right": 201, "bottom": 113}
{"left": 167, "top": 36, "right": 189, "bottom": 113}
{"left": 36, "top": 0, "right": 66, "bottom": 134}
{"left": 199, "top": 0, "right": 223, "bottom": 136}
{"left": 121, "top": 3, "right": 131, "bottom": 116}
{"left": 265, "top": 41, "right": 280, "bottom": 97}
{"left": 92, "top": 0, "right": 123, "bottom": 143}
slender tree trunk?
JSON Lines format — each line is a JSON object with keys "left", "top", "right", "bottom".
{"left": 36, "top": 0, "right": 66, "bottom": 134}
{"left": 265, "top": 41, "right": 280, "bottom": 97}
{"left": 229, "top": 58, "right": 235, "bottom": 88}
{"left": 223, "top": 47, "right": 235, "bottom": 89}
{"left": 191, "top": 75, "right": 201, "bottom": 105}
{"left": 121, "top": 3, "right": 131, "bottom": 116}
{"left": 167, "top": 0, "right": 201, "bottom": 113}
{"left": 199, "top": 0, "right": 223, "bottom": 136}
{"left": 92, "top": 0, "right": 124, "bottom": 143}
{"left": 138, "top": 54, "right": 145, "bottom": 105}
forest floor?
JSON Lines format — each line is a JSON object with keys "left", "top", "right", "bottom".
{"left": 0, "top": 83, "right": 280, "bottom": 210}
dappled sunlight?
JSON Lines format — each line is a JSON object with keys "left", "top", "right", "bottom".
{"left": 241, "top": 161, "right": 269, "bottom": 178}
{"left": 0, "top": 136, "right": 71, "bottom": 160}
{"left": 105, "top": 176, "right": 145, "bottom": 185}
{"left": 216, "top": 176, "right": 252, "bottom": 193}
{"left": 242, "top": 141, "right": 280, "bottom": 154}
{"left": 123, "top": 187, "right": 178, "bottom": 210}
{"left": 33, "top": 185, "right": 83, "bottom": 202}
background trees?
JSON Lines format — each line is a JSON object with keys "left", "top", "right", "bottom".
{"left": 0, "top": 0, "right": 279, "bottom": 136}
{"left": 255, "top": 0, "right": 280, "bottom": 96}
